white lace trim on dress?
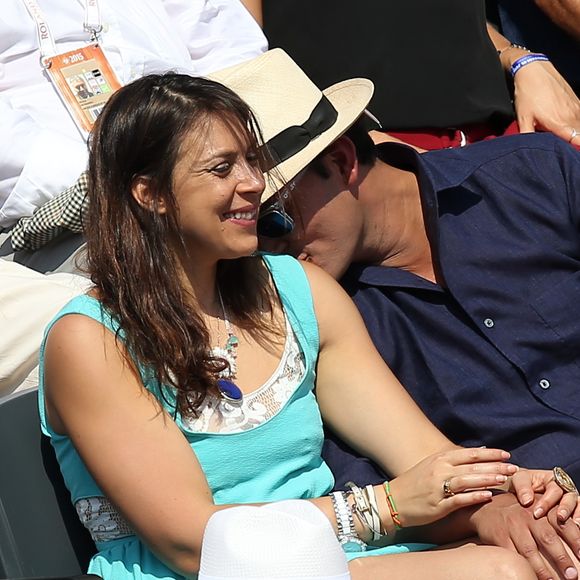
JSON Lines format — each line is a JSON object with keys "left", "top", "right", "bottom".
{"left": 183, "top": 315, "right": 305, "bottom": 434}
{"left": 75, "top": 496, "right": 134, "bottom": 543}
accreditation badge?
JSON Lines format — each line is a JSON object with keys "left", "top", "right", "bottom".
{"left": 45, "top": 44, "right": 121, "bottom": 134}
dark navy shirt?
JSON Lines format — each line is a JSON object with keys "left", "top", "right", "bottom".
{"left": 323, "top": 133, "right": 580, "bottom": 488}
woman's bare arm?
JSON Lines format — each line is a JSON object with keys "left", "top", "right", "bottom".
{"left": 43, "top": 313, "right": 350, "bottom": 573}
{"left": 44, "top": 314, "right": 218, "bottom": 574}
{"left": 302, "top": 260, "right": 460, "bottom": 474}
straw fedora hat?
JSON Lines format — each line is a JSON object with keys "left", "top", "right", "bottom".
{"left": 208, "top": 49, "right": 374, "bottom": 201}
{"left": 198, "top": 500, "right": 351, "bottom": 580}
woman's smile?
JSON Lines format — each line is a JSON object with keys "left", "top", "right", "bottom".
{"left": 223, "top": 204, "right": 259, "bottom": 225}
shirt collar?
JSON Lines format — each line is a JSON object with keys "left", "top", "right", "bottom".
{"left": 375, "top": 141, "right": 483, "bottom": 192}
{"left": 342, "top": 263, "right": 446, "bottom": 293}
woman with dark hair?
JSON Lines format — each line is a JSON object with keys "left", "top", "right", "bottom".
{"left": 38, "top": 73, "right": 566, "bottom": 580}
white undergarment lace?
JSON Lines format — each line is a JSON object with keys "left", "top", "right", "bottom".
{"left": 75, "top": 316, "right": 306, "bottom": 543}
{"left": 183, "top": 315, "right": 306, "bottom": 434}
{"left": 75, "top": 497, "right": 134, "bottom": 543}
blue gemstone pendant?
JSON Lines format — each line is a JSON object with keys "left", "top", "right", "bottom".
{"left": 217, "top": 378, "right": 243, "bottom": 403}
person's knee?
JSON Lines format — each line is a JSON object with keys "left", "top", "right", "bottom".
{"left": 489, "top": 548, "right": 535, "bottom": 580}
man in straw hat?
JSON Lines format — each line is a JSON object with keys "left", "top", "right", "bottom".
{"left": 208, "top": 48, "right": 580, "bottom": 579}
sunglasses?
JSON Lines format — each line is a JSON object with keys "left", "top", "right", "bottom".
{"left": 257, "top": 171, "right": 305, "bottom": 238}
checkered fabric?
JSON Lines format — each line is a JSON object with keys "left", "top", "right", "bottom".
{"left": 10, "top": 172, "right": 89, "bottom": 251}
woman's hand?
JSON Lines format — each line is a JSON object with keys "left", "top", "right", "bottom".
{"left": 491, "top": 27, "right": 580, "bottom": 146}
{"left": 386, "top": 447, "right": 517, "bottom": 528}
{"left": 510, "top": 468, "right": 580, "bottom": 523}
{"left": 503, "top": 50, "right": 580, "bottom": 146}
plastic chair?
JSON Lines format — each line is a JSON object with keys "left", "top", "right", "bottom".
{"left": 0, "top": 388, "right": 98, "bottom": 579}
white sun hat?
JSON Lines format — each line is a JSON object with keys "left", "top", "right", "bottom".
{"left": 208, "top": 48, "right": 374, "bottom": 202}
{"left": 198, "top": 500, "right": 351, "bottom": 580}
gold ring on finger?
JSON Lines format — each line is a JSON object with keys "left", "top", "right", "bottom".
{"left": 553, "top": 466, "right": 578, "bottom": 494}
{"left": 443, "top": 478, "right": 455, "bottom": 498}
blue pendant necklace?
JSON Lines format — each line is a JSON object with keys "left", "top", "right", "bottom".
{"left": 213, "top": 289, "right": 243, "bottom": 403}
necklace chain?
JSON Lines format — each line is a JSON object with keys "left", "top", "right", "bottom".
{"left": 214, "top": 287, "right": 239, "bottom": 379}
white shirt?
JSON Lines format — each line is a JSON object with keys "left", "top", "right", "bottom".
{"left": 0, "top": 0, "right": 267, "bottom": 227}
{"left": 0, "top": 259, "right": 91, "bottom": 396}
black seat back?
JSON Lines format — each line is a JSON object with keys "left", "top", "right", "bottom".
{"left": 0, "top": 388, "right": 95, "bottom": 578}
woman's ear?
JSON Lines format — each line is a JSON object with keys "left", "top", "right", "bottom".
{"left": 131, "top": 176, "right": 167, "bottom": 214}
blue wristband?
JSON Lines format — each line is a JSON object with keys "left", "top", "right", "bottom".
{"left": 510, "top": 53, "right": 549, "bottom": 77}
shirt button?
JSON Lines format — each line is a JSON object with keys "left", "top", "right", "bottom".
{"left": 483, "top": 318, "right": 494, "bottom": 328}
{"left": 539, "top": 378, "right": 551, "bottom": 390}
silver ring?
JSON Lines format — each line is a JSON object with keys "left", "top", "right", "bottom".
{"left": 443, "top": 478, "right": 455, "bottom": 498}
{"left": 569, "top": 128, "right": 578, "bottom": 143}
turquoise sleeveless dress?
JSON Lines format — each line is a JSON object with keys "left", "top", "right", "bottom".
{"left": 38, "top": 254, "right": 430, "bottom": 580}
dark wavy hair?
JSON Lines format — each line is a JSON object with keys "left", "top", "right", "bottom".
{"left": 85, "top": 73, "right": 275, "bottom": 417}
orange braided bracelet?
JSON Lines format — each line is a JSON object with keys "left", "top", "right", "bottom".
{"left": 383, "top": 481, "right": 402, "bottom": 529}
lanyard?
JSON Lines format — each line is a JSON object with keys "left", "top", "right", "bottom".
{"left": 21, "top": 0, "right": 102, "bottom": 65}
{"left": 83, "top": 0, "right": 102, "bottom": 41}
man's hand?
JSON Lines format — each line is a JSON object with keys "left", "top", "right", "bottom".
{"left": 511, "top": 469, "right": 580, "bottom": 522}
{"left": 471, "top": 492, "right": 580, "bottom": 580}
